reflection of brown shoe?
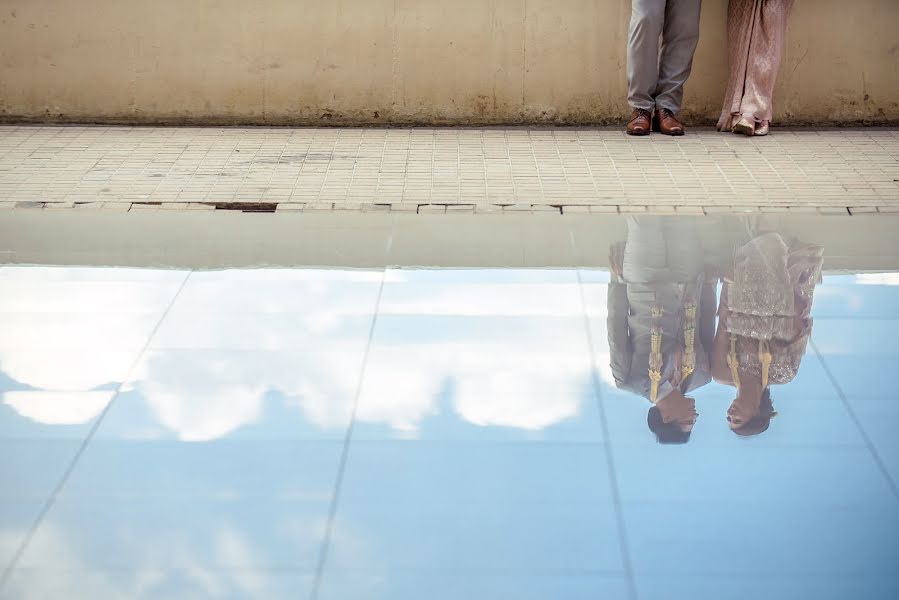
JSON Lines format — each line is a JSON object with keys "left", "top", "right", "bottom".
{"left": 626, "top": 108, "right": 652, "bottom": 136}
{"left": 652, "top": 108, "right": 685, "bottom": 136}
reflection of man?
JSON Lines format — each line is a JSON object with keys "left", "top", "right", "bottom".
{"left": 607, "top": 217, "right": 716, "bottom": 443}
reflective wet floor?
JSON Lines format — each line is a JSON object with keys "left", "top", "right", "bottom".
{"left": 1, "top": 213, "right": 898, "bottom": 599}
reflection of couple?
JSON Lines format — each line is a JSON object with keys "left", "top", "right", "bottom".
{"left": 626, "top": 0, "right": 793, "bottom": 137}
{"left": 608, "top": 217, "right": 823, "bottom": 443}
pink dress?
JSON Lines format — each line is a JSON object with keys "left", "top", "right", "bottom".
{"left": 717, "top": 0, "right": 795, "bottom": 132}
{"left": 720, "top": 232, "right": 823, "bottom": 385}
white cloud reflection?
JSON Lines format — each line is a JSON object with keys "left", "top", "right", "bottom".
{"left": 855, "top": 273, "right": 899, "bottom": 285}
{"left": 2, "top": 267, "right": 603, "bottom": 440}
{"left": 2, "top": 391, "right": 112, "bottom": 425}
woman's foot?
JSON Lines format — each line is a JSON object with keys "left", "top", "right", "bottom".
{"left": 755, "top": 121, "right": 770, "bottom": 136}
{"left": 732, "top": 117, "right": 755, "bottom": 137}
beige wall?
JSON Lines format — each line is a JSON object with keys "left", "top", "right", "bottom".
{"left": 1, "top": 0, "right": 897, "bottom": 125}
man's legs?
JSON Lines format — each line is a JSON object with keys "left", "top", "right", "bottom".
{"left": 654, "top": 0, "right": 703, "bottom": 113}
{"left": 627, "top": 0, "right": 666, "bottom": 111}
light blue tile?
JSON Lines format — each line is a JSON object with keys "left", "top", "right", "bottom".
{"left": 56, "top": 440, "right": 343, "bottom": 501}
{"left": 613, "top": 444, "right": 895, "bottom": 506}
{"left": 339, "top": 441, "right": 613, "bottom": 504}
{"left": 635, "top": 575, "right": 899, "bottom": 600}
{"left": 0, "top": 313, "right": 162, "bottom": 350}
{"left": 327, "top": 500, "right": 622, "bottom": 572}
{"left": 352, "top": 355, "right": 601, "bottom": 441}
{"left": 98, "top": 349, "right": 361, "bottom": 440}
{"left": 0, "top": 501, "right": 45, "bottom": 568}
{"left": 0, "top": 439, "right": 82, "bottom": 499}
{"left": 318, "top": 572, "right": 628, "bottom": 600}
{"left": 577, "top": 268, "right": 612, "bottom": 284}
{"left": 846, "top": 394, "right": 899, "bottom": 485}
{"left": 580, "top": 282, "right": 609, "bottom": 318}
{"left": 18, "top": 497, "right": 330, "bottom": 570}
{"left": 352, "top": 390, "right": 603, "bottom": 443}
{"left": 370, "top": 314, "right": 590, "bottom": 348}
{"left": 327, "top": 440, "right": 621, "bottom": 573}
{"left": 813, "top": 283, "right": 899, "bottom": 319}
{"left": 1, "top": 569, "right": 314, "bottom": 600}
{"left": 813, "top": 354, "right": 890, "bottom": 397}
{"left": 854, "top": 416, "right": 899, "bottom": 485}
{"left": 812, "top": 320, "right": 899, "bottom": 355}
{"left": 356, "top": 314, "right": 596, "bottom": 441}
{"left": 625, "top": 502, "right": 899, "bottom": 577}
{"left": 169, "top": 278, "right": 382, "bottom": 314}
{"left": 150, "top": 313, "right": 375, "bottom": 351}
{"left": 0, "top": 278, "right": 185, "bottom": 313}
{"left": 189, "top": 268, "right": 383, "bottom": 283}
{"left": 386, "top": 268, "right": 579, "bottom": 284}
{"left": 377, "top": 279, "right": 584, "bottom": 318}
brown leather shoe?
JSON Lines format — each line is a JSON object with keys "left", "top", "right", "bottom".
{"left": 653, "top": 108, "right": 685, "bottom": 136}
{"left": 626, "top": 108, "right": 652, "bottom": 136}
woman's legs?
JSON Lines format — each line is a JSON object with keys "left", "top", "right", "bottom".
{"left": 738, "top": 0, "right": 794, "bottom": 127}
{"left": 716, "top": 0, "right": 756, "bottom": 131}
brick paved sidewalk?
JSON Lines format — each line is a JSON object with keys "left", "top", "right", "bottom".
{"left": 0, "top": 125, "right": 897, "bottom": 215}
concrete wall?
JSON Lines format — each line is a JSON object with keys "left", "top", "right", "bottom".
{"left": 1, "top": 0, "right": 897, "bottom": 125}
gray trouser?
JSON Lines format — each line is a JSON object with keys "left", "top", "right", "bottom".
{"left": 627, "top": 0, "right": 703, "bottom": 112}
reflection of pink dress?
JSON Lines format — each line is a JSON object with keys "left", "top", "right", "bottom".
{"left": 721, "top": 233, "right": 823, "bottom": 385}
{"left": 717, "top": 0, "right": 795, "bottom": 131}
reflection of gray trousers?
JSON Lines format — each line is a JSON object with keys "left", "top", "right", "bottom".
{"left": 622, "top": 216, "right": 703, "bottom": 283}
{"left": 627, "top": 0, "right": 703, "bottom": 112}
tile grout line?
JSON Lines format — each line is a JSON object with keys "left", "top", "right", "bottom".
{"left": 309, "top": 228, "right": 393, "bottom": 600}
{"left": 0, "top": 269, "right": 194, "bottom": 590}
{"left": 572, "top": 233, "right": 639, "bottom": 600}
{"left": 809, "top": 339, "right": 899, "bottom": 504}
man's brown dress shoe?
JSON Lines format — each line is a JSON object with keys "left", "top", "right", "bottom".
{"left": 652, "top": 108, "right": 685, "bottom": 136}
{"left": 626, "top": 108, "right": 652, "bottom": 136}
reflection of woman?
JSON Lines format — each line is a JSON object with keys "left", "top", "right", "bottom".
{"left": 717, "top": 0, "right": 794, "bottom": 137}
{"left": 712, "top": 230, "right": 823, "bottom": 436}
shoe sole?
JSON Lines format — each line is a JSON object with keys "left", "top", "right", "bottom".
{"left": 732, "top": 123, "right": 755, "bottom": 136}
{"left": 626, "top": 128, "right": 650, "bottom": 136}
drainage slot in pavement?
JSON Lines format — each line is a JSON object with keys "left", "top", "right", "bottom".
{"left": 206, "top": 202, "right": 278, "bottom": 213}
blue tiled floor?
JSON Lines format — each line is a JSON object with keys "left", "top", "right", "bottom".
{"left": 2, "top": 244, "right": 899, "bottom": 599}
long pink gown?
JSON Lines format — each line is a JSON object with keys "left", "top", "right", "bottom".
{"left": 717, "top": 0, "right": 795, "bottom": 132}
{"left": 720, "top": 232, "right": 823, "bottom": 386}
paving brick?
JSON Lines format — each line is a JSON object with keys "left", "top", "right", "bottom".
{"left": 0, "top": 125, "right": 896, "bottom": 215}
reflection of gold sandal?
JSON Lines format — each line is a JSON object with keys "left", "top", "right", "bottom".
{"left": 732, "top": 117, "right": 756, "bottom": 137}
